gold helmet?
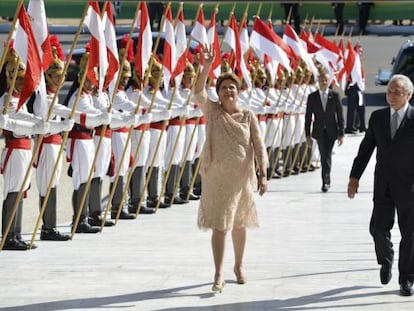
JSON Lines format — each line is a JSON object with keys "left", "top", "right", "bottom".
{"left": 78, "top": 52, "right": 89, "bottom": 83}
{"left": 6, "top": 54, "right": 26, "bottom": 92}
{"left": 183, "top": 63, "right": 196, "bottom": 78}
{"left": 148, "top": 57, "right": 163, "bottom": 86}
{"left": 46, "top": 46, "right": 65, "bottom": 88}
{"left": 120, "top": 59, "right": 132, "bottom": 78}
{"left": 119, "top": 48, "right": 132, "bottom": 78}
{"left": 253, "top": 66, "right": 267, "bottom": 86}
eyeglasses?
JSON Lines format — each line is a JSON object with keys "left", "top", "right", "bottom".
{"left": 387, "top": 89, "right": 406, "bottom": 96}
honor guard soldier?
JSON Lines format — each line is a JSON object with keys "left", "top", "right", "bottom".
{"left": 65, "top": 52, "right": 112, "bottom": 233}
{"left": 0, "top": 52, "right": 70, "bottom": 250}
{"left": 110, "top": 56, "right": 152, "bottom": 218}
{"left": 178, "top": 63, "right": 203, "bottom": 201}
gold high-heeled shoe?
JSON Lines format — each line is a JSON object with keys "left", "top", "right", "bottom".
{"left": 211, "top": 280, "right": 225, "bottom": 293}
{"left": 234, "top": 268, "right": 246, "bottom": 284}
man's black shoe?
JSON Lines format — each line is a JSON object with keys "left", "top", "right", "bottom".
{"left": 380, "top": 265, "right": 392, "bottom": 285}
{"left": 147, "top": 198, "right": 170, "bottom": 208}
{"left": 165, "top": 196, "right": 188, "bottom": 205}
{"left": 138, "top": 206, "right": 155, "bottom": 214}
{"left": 40, "top": 228, "right": 71, "bottom": 241}
{"left": 2, "top": 237, "right": 28, "bottom": 250}
{"left": 111, "top": 210, "right": 136, "bottom": 220}
{"left": 321, "top": 184, "right": 329, "bottom": 192}
{"left": 400, "top": 282, "right": 413, "bottom": 296}
{"left": 182, "top": 193, "right": 199, "bottom": 201}
{"left": 193, "top": 187, "right": 201, "bottom": 196}
{"left": 88, "top": 216, "right": 114, "bottom": 227}
{"left": 75, "top": 223, "right": 101, "bottom": 233}
{"left": 345, "top": 129, "right": 357, "bottom": 134}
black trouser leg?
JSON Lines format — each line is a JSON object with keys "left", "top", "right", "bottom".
{"left": 180, "top": 161, "right": 192, "bottom": 196}
{"left": 2, "top": 192, "right": 20, "bottom": 238}
{"left": 73, "top": 183, "right": 88, "bottom": 224}
{"left": 316, "top": 133, "right": 335, "bottom": 185}
{"left": 166, "top": 165, "right": 178, "bottom": 198}
{"left": 129, "top": 166, "right": 145, "bottom": 212}
{"left": 111, "top": 176, "right": 124, "bottom": 212}
{"left": 148, "top": 166, "right": 159, "bottom": 200}
{"left": 370, "top": 197, "right": 395, "bottom": 270}
{"left": 41, "top": 187, "right": 57, "bottom": 229}
{"left": 396, "top": 201, "right": 414, "bottom": 284}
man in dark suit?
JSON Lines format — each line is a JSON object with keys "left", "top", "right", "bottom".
{"left": 348, "top": 74, "right": 414, "bottom": 297}
{"left": 305, "top": 69, "right": 344, "bottom": 192}
{"left": 345, "top": 80, "right": 366, "bottom": 133}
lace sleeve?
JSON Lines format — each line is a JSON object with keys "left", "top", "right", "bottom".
{"left": 195, "top": 89, "right": 217, "bottom": 115}
{"left": 249, "top": 110, "right": 268, "bottom": 175}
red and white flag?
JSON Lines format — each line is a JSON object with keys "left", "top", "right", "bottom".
{"left": 27, "top": 0, "right": 53, "bottom": 119}
{"left": 27, "top": 0, "right": 53, "bottom": 70}
{"left": 134, "top": 2, "right": 152, "bottom": 80}
{"left": 283, "top": 24, "right": 318, "bottom": 78}
{"left": 84, "top": 1, "right": 107, "bottom": 90}
{"left": 103, "top": 1, "right": 120, "bottom": 97}
{"left": 345, "top": 41, "right": 365, "bottom": 92}
{"left": 207, "top": 8, "right": 221, "bottom": 79}
{"left": 13, "top": 5, "right": 42, "bottom": 111}
{"left": 250, "top": 17, "right": 292, "bottom": 72}
{"left": 162, "top": 5, "right": 176, "bottom": 92}
{"left": 190, "top": 6, "right": 208, "bottom": 45}
{"left": 224, "top": 14, "right": 251, "bottom": 90}
{"left": 171, "top": 6, "right": 187, "bottom": 85}
{"left": 337, "top": 38, "right": 347, "bottom": 92}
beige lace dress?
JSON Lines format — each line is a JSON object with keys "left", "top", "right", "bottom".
{"left": 196, "top": 89, "right": 268, "bottom": 232}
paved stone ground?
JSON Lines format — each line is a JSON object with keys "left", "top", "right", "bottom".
{"left": 1, "top": 126, "right": 414, "bottom": 310}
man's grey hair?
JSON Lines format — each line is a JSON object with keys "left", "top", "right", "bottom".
{"left": 389, "top": 74, "right": 414, "bottom": 95}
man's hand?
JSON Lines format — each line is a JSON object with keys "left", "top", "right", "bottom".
{"left": 306, "top": 136, "right": 313, "bottom": 148}
{"left": 337, "top": 135, "right": 344, "bottom": 146}
{"left": 347, "top": 177, "right": 359, "bottom": 199}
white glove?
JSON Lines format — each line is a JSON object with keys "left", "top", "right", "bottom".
{"left": 33, "top": 121, "right": 51, "bottom": 135}
{"left": 188, "top": 108, "right": 203, "bottom": 118}
{"left": 48, "top": 119, "right": 74, "bottom": 134}
{"left": 126, "top": 114, "right": 138, "bottom": 127}
{"left": 85, "top": 113, "right": 103, "bottom": 128}
{"left": 0, "top": 114, "right": 9, "bottom": 129}
{"left": 100, "top": 111, "right": 112, "bottom": 125}
{"left": 151, "top": 110, "right": 171, "bottom": 123}
{"left": 137, "top": 112, "right": 152, "bottom": 126}
{"left": 171, "top": 105, "right": 189, "bottom": 118}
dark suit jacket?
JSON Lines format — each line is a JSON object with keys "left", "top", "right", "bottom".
{"left": 350, "top": 105, "right": 414, "bottom": 201}
{"left": 305, "top": 89, "right": 344, "bottom": 140}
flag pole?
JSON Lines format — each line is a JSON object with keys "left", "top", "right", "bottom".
{"left": 152, "top": 3, "right": 203, "bottom": 211}
{"left": 0, "top": 0, "right": 24, "bottom": 73}
{"left": 65, "top": 2, "right": 139, "bottom": 235}
{"left": 185, "top": 3, "right": 239, "bottom": 201}
{"left": 29, "top": 3, "right": 91, "bottom": 247}
{"left": 105, "top": 2, "right": 173, "bottom": 225}
{"left": 1, "top": 3, "right": 89, "bottom": 252}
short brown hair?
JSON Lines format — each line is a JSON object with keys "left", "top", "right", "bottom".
{"left": 216, "top": 72, "right": 241, "bottom": 94}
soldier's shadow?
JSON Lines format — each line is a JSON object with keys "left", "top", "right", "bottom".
{"left": 0, "top": 283, "right": 403, "bottom": 311}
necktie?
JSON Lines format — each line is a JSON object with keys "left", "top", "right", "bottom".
{"left": 390, "top": 111, "right": 399, "bottom": 139}
{"left": 321, "top": 92, "right": 327, "bottom": 111}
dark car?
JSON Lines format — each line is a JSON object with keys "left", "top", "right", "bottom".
{"left": 376, "top": 40, "right": 414, "bottom": 86}
{"left": 65, "top": 32, "right": 199, "bottom": 81}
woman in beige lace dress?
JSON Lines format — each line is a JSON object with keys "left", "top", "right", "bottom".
{"left": 194, "top": 45, "right": 268, "bottom": 292}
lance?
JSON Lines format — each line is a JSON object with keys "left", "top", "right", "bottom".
{"left": 287, "top": 71, "right": 313, "bottom": 176}
{"left": 265, "top": 76, "right": 288, "bottom": 176}
{"left": 0, "top": 1, "right": 23, "bottom": 73}
{"left": 267, "top": 71, "right": 298, "bottom": 179}
{"left": 130, "top": 2, "right": 206, "bottom": 214}
{"left": 106, "top": 2, "right": 172, "bottom": 226}
{"left": 1, "top": 3, "right": 89, "bottom": 251}
{"left": 187, "top": 2, "right": 258, "bottom": 201}
{"left": 29, "top": 3, "right": 91, "bottom": 246}
{"left": 69, "top": 3, "right": 142, "bottom": 236}
{"left": 280, "top": 72, "right": 306, "bottom": 176}
{"left": 0, "top": 57, "right": 22, "bottom": 253}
